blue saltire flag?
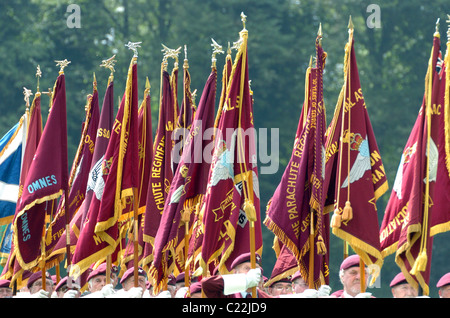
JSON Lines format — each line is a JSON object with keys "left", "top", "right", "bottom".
{"left": 0, "top": 117, "right": 26, "bottom": 226}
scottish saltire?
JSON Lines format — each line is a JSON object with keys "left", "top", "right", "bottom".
{"left": 1, "top": 93, "right": 42, "bottom": 285}
{"left": 325, "top": 26, "right": 388, "bottom": 276}
{"left": 45, "top": 78, "right": 99, "bottom": 267}
{"left": 380, "top": 31, "right": 444, "bottom": 295}
{"left": 121, "top": 78, "right": 153, "bottom": 269}
{"left": 200, "top": 26, "right": 263, "bottom": 276}
{"left": 70, "top": 57, "right": 139, "bottom": 279}
{"left": 150, "top": 67, "right": 217, "bottom": 293}
{"left": 0, "top": 117, "right": 26, "bottom": 226}
{"left": 141, "top": 62, "right": 177, "bottom": 272}
{"left": 264, "top": 35, "right": 328, "bottom": 288}
{"left": 12, "top": 71, "right": 68, "bottom": 271}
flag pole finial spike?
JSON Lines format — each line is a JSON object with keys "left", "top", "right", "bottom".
{"left": 126, "top": 41, "right": 142, "bottom": 58}
{"left": 211, "top": 38, "right": 224, "bottom": 68}
{"left": 145, "top": 76, "right": 151, "bottom": 91}
{"left": 348, "top": 15, "right": 354, "bottom": 30}
{"left": 435, "top": 18, "right": 440, "bottom": 37}
{"left": 55, "top": 59, "right": 71, "bottom": 75}
{"left": 309, "top": 55, "right": 313, "bottom": 68}
{"left": 23, "top": 87, "right": 32, "bottom": 109}
{"left": 318, "top": 23, "right": 323, "bottom": 37}
{"left": 184, "top": 44, "right": 189, "bottom": 69}
{"left": 36, "top": 65, "right": 42, "bottom": 93}
{"left": 241, "top": 12, "right": 247, "bottom": 30}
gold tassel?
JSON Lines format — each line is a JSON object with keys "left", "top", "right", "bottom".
{"left": 316, "top": 235, "right": 327, "bottom": 255}
{"left": 331, "top": 209, "right": 342, "bottom": 228}
{"left": 243, "top": 199, "right": 257, "bottom": 222}
{"left": 46, "top": 226, "right": 52, "bottom": 246}
{"left": 410, "top": 250, "right": 428, "bottom": 275}
{"left": 342, "top": 201, "right": 353, "bottom": 221}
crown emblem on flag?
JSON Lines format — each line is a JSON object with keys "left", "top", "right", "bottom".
{"left": 349, "top": 133, "right": 364, "bottom": 151}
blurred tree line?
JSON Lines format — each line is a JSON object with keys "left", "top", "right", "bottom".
{"left": 0, "top": 0, "right": 449, "bottom": 297}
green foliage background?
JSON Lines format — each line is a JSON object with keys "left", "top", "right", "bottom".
{"left": 1, "top": 0, "right": 449, "bottom": 297}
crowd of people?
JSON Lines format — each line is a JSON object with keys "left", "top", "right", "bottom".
{"left": 0, "top": 253, "right": 449, "bottom": 299}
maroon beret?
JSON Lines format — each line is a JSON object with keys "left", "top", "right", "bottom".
{"left": 27, "top": 271, "right": 51, "bottom": 289}
{"left": 436, "top": 273, "right": 450, "bottom": 288}
{"left": 119, "top": 267, "right": 147, "bottom": 285}
{"left": 87, "top": 263, "right": 108, "bottom": 281}
{"left": 390, "top": 272, "right": 407, "bottom": 287}
{"left": 230, "top": 252, "right": 262, "bottom": 269}
{"left": 340, "top": 254, "right": 360, "bottom": 271}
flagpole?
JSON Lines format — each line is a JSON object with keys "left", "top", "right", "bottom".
{"left": 308, "top": 208, "right": 315, "bottom": 288}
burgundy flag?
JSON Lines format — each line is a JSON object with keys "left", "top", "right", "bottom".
{"left": 264, "top": 35, "right": 328, "bottom": 288}
{"left": 200, "top": 27, "right": 263, "bottom": 275}
{"left": 70, "top": 58, "right": 138, "bottom": 279}
{"left": 48, "top": 74, "right": 115, "bottom": 268}
{"left": 45, "top": 79, "right": 100, "bottom": 269}
{"left": 150, "top": 67, "right": 217, "bottom": 293}
{"left": 44, "top": 78, "right": 99, "bottom": 267}
{"left": 141, "top": 65, "right": 176, "bottom": 272}
{"left": 121, "top": 78, "right": 153, "bottom": 269}
{"left": 12, "top": 72, "right": 68, "bottom": 271}
{"left": 1, "top": 92, "right": 42, "bottom": 285}
{"left": 186, "top": 52, "right": 234, "bottom": 277}
{"left": 380, "top": 32, "right": 445, "bottom": 295}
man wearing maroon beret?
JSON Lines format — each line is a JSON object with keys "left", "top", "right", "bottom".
{"left": 436, "top": 272, "right": 450, "bottom": 298}
{"left": 390, "top": 272, "right": 417, "bottom": 298}
{"left": 201, "top": 252, "right": 273, "bottom": 298}
{"left": 331, "top": 254, "right": 372, "bottom": 298}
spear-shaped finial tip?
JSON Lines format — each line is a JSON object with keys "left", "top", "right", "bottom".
{"left": 145, "top": 76, "right": 151, "bottom": 91}
{"left": 435, "top": 18, "right": 441, "bottom": 36}
{"left": 318, "top": 23, "right": 323, "bottom": 37}
{"left": 241, "top": 12, "right": 247, "bottom": 30}
{"left": 348, "top": 15, "right": 354, "bottom": 30}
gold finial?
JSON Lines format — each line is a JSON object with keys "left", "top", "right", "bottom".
{"left": 161, "top": 44, "right": 182, "bottom": 68}
{"left": 126, "top": 41, "right": 142, "bottom": 58}
{"left": 100, "top": 55, "right": 117, "bottom": 75}
{"left": 348, "top": 15, "right": 354, "bottom": 30}
{"left": 55, "top": 59, "right": 71, "bottom": 74}
{"left": 227, "top": 42, "right": 232, "bottom": 55}
{"left": 191, "top": 89, "right": 197, "bottom": 106}
{"left": 318, "top": 23, "right": 323, "bottom": 46}
{"left": 241, "top": 12, "right": 247, "bottom": 30}
{"left": 184, "top": 45, "right": 189, "bottom": 69}
{"left": 211, "top": 38, "right": 224, "bottom": 68}
{"left": 36, "top": 65, "right": 42, "bottom": 93}
{"left": 23, "top": 87, "right": 33, "bottom": 109}
{"left": 93, "top": 72, "right": 97, "bottom": 91}
{"left": 145, "top": 76, "right": 151, "bottom": 91}
{"left": 309, "top": 55, "right": 313, "bottom": 68}
{"left": 435, "top": 18, "right": 440, "bottom": 37}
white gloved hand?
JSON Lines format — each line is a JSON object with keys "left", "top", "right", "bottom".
{"left": 301, "top": 289, "right": 319, "bottom": 298}
{"left": 355, "top": 292, "right": 372, "bottom": 298}
{"left": 51, "top": 291, "right": 58, "bottom": 298}
{"left": 31, "top": 290, "right": 50, "bottom": 298}
{"left": 101, "top": 284, "right": 116, "bottom": 297}
{"left": 318, "top": 285, "right": 332, "bottom": 297}
{"left": 63, "top": 290, "right": 79, "bottom": 298}
{"left": 126, "top": 287, "right": 143, "bottom": 298}
{"left": 175, "top": 287, "right": 189, "bottom": 298}
{"left": 245, "top": 268, "right": 262, "bottom": 289}
{"left": 155, "top": 290, "right": 172, "bottom": 298}
{"left": 416, "top": 296, "right": 430, "bottom": 298}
